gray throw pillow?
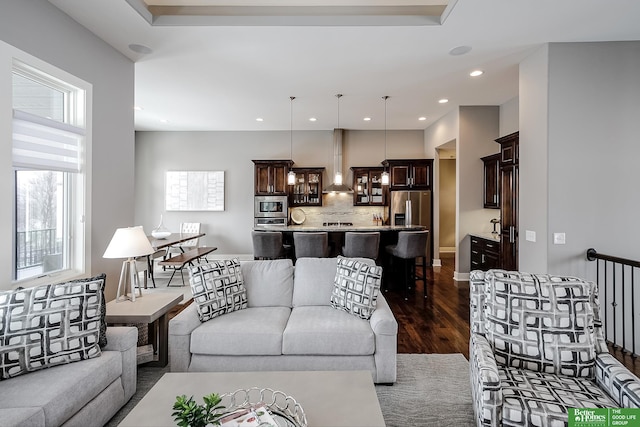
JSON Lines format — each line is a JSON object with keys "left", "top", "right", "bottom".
{"left": 330, "top": 257, "right": 382, "bottom": 320}
{"left": 0, "top": 280, "right": 102, "bottom": 380}
{"left": 189, "top": 258, "right": 247, "bottom": 322}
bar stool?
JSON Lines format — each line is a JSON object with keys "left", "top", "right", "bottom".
{"left": 252, "top": 231, "right": 285, "bottom": 260}
{"left": 342, "top": 232, "right": 380, "bottom": 261}
{"left": 385, "top": 230, "right": 429, "bottom": 300}
{"left": 293, "top": 232, "right": 329, "bottom": 259}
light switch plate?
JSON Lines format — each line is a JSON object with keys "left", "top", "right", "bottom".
{"left": 525, "top": 230, "right": 536, "bottom": 242}
{"left": 553, "top": 232, "right": 566, "bottom": 245}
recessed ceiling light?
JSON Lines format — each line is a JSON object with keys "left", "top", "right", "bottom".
{"left": 418, "top": 117, "right": 427, "bottom": 121}
{"left": 133, "top": 106, "right": 143, "bottom": 111}
{"left": 159, "top": 119, "right": 169, "bottom": 123}
{"left": 128, "top": 44, "right": 153, "bottom": 55}
{"left": 449, "top": 45, "right": 472, "bottom": 56}
{"left": 256, "top": 117, "right": 264, "bottom": 122}
{"left": 363, "top": 117, "right": 372, "bottom": 121}
{"left": 309, "top": 117, "right": 317, "bottom": 122}
{"left": 470, "top": 70, "right": 484, "bottom": 77}
{"left": 438, "top": 99, "right": 449, "bottom": 104}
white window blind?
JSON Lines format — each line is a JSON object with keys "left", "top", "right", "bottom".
{"left": 12, "top": 109, "right": 85, "bottom": 172}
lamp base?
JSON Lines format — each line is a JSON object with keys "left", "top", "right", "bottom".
{"left": 116, "top": 259, "right": 143, "bottom": 302}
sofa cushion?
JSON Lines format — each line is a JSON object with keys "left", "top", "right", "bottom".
{"left": 240, "top": 259, "right": 294, "bottom": 307}
{"left": 0, "top": 407, "right": 44, "bottom": 427}
{"left": 293, "top": 257, "right": 375, "bottom": 307}
{"left": 0, "top": 280, "right": 102, "bottom": 380}
{"left": 0, "top": 349, "right": 122, "bottom": 427}
{"left": 191, "top": 307, "right": 291, "bottom": 356}
{"left": 484, "top": 270, "right": 597, "bottom": 378}
{"left": 330, "top": 257, "right": 382, "bottom": 320}
{"left": 189, "top": 258, "right": 247, "bottom": 322}
{"left": 283, "top": 306, "right": 375, "bottom": 355}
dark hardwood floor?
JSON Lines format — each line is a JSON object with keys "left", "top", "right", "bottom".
{"left": 384, "top": 253, "right": 469, "bottom": 357}
{"left": 385, "top": 253, "right": 640, "bottom": 378}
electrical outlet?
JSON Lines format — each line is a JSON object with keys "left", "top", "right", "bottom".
{"left": 525, "top": 230, "right": 536, "bottom": 242}
{"left": 553, "top": 232, "right": 566, "bottom": 245}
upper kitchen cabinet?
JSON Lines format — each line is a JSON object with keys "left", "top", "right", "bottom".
{"left": 382, "top": 159, "right": 433, "bottom": 191}
{"left": 351, "top": 167, "right": 386, "bottom": 206}
{"left": 290, "top": 167, "right": 324, "bottom": 207}
{"left": 253, "top": 160, "right": 293, "bottom": 195}
{"left": 481, "top": 153, "right": 500, "bottom": 209}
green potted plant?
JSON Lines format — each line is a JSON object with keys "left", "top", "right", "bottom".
{"left": 172, "top": 393, "right": 225, "bottom": 427}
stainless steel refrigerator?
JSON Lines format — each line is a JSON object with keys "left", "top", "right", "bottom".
{"left": 390, "top": 190, "right": 432, "bottom": 262}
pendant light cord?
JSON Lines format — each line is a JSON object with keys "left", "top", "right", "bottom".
{"left": 383, "top": 95, "right": 388, "bottom": 159}
{"left": 290, "top": 96, "right": 295, "bottom": 159}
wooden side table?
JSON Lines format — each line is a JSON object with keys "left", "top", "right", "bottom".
{"left": 106, "top": 292, "right": 183, "bottom": 367}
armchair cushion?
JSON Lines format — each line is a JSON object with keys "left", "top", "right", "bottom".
{"left": 483, "top": 270, "right": 596, "bottom": 378}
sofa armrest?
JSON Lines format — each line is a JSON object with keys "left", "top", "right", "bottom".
{"left": 103, "top": 326, "right": 138, "bottom": 402}
{"left": 470, "top": 333, "right": 502, "bottom": 427}
{"left": 596, "top": 353, "right": 640, "bottom": 407}
{"left": 370, "top": 295, "right": 398, "bottom": 383}
{"left": 168, "top": 303, "right": 201, "bottom": 372}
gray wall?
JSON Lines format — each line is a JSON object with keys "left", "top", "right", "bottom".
{"left": 0, "top": 1, "right": 135, "bottom": 299}
{"left": 520, "top": 41, "right": 640, "bottom": 278}
{"left": 135, "top": 129, "right": 425, "bottom": 254}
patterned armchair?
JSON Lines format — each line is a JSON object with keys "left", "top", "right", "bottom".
{"left": 470, "top": 269, "right": 640, "bottom": 427}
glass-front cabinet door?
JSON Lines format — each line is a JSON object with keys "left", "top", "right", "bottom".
{"left": 352, "top": 167, "right": 386, "bottom": 206}
{"left": 289, "top": 168, "right": 324, "bottom": 207}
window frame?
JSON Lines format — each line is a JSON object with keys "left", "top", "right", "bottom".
{"left": 6, "top": 49, "right": 92, "bottom": 288}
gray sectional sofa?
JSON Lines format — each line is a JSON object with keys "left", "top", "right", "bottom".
{"left": 169, "top": 257, "right": 398, "bottom": 384}
{"left": 0, "top": 326, "right": 137, "bottom": 427}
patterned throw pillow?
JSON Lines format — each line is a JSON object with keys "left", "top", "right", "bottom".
{"left": 483, "top": 270, "right": 596, "bottom": 378}
{"left": 0, "top": 280, "right": 103, "bottom": 380}
{"left": 189, "top": 258, "right": 247, "bottom": 322}
{"left": 66, "top": 273, "right": 108, "bottom": 348}
{"left": 330, "top": 257, "right": 382, "bottom": 320}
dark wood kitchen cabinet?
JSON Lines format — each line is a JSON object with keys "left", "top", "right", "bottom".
{"left": 470, "top": 235, "right": 500, "bottom": 271}
{"left": 382, "top": 159, "right": 433, "bottom": 191}
{"left": 351, "top": 167, "right": 387, "bottom": 206}
{"left": 482, "top": 153, "right": 500, "bottom": 209}
{"left": 253, "top": 160, "right": 293, "bottom": 195}
{"left": 290, "top": 168, "right": 324, "bottom": 207}
{"left": 496, "top": 132, "right": 519, "bottom": 270}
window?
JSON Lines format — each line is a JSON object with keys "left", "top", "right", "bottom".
{"left": 12, "top": 62, "right": 87, "bottom": 283}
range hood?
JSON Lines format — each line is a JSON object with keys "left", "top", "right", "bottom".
{"left": 323, "top": 128, "right": 353, "bottom": 193}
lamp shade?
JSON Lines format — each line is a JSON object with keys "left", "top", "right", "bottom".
{"left": 103, "top": 226, "right": 154, "bottom": 259}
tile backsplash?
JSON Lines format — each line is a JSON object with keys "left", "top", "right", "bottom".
{"left": 292, "top": 193, "right": 386, "bottom": 226}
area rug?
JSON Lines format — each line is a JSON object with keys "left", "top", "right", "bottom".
{"left": 106, "top": 353, "right": 475, "bottom": 427}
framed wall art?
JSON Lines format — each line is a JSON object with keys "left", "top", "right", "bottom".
{"left": 165, "top": 170, "right": 225, "bottom": 211}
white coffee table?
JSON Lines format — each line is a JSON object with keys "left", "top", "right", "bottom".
{"left": 118, "top": 370, "right": 386, "bottom": 427}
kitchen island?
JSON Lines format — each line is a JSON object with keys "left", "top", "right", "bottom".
{"left": 253, "top": 224, "right": 428, "bottom": 260}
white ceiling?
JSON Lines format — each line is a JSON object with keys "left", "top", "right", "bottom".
{"left": 48, "top": 0, "right": 640, "bottom": 132}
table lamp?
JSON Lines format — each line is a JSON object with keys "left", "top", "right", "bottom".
{"left": 103, "top": 226, "right": 154, "bottom": 302}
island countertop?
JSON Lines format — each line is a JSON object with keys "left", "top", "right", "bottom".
{"left": 254, "top": 224, "right": 427, "bottom": 232}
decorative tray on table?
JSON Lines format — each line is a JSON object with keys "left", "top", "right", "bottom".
{"left": 218, "top": 388, "right": 307, "bottom": 427}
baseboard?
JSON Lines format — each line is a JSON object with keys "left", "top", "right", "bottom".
{"left": 432, "top": 258, "right": 442, "bottom": 267}
{"left": 453, "top": 271, "right": 470, "bottom": 282}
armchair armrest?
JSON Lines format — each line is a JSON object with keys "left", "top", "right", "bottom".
{"left": 168, "top": 303, "right": 201, "bottom": 372}
{"left": 470, "top": 333, "right": 502, "bottom": 427}
{"left": 595, "top": 353, "right": 640, "bottom": 407}
{"left": 103, "top": 326, "right": 138, "bottom": 401}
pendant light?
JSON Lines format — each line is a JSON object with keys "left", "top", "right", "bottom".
{"left": 287, "top": 96, "right": 296, "bottom": 185}
{"left": 381, "top": 95, "right": 390, "bottom": 185}
{"left": 334, "top": 93, "right": 343, "bottom": 186}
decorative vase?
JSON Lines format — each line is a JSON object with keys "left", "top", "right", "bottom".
{"left": 151, "top": 215, "right": 171, "bottom": 239}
